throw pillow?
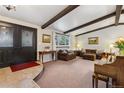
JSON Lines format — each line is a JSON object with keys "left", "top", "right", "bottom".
{"left": 62, "top": 50, "right": 68, "bottom": 54}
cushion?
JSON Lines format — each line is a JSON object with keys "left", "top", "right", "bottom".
{"left": 86, "top": 49, "right": 96, "bottom": 54}
{"left": 84, "top": 53, "right": 95, "bottom": 56}
{"left": 68, "top": 51, "right": 74, "bottom": 54}
{"left": 62, "top": 50, "right": 68, "bottom": 54}
{"left": 68, "top": 52, "right": 74, "bottom": 55}
{"left": 58, "top": 50, "right": 63, "bottom": 53}
{"left": 65, "top": 50, "right": 69, "bottom": 53}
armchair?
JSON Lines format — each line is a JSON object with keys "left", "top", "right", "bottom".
{"left": 57, "top": 50, "right": 76, "bottom": 61}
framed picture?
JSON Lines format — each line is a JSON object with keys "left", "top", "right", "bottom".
{"left": 88, "top": 37, "right": 99, "bottom": 44}
{"left": 42, "top": 34, "right": 51, "bottom": 43}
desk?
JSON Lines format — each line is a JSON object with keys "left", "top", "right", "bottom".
{"left": 94, "top": 56, "right": 124, "bottom": 87}
{"left": 94, "top": 63, "right": 117, "bottom": 87}
{"left": 39, "top": 51, "right": 57, "bottom": 63}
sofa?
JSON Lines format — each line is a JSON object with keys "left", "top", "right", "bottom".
{"left": 82, "top": 49, "right": 97, "bottom": 61}
{"left": 57, "top": 50, "right": 76, "bottom": 61}
{"left": 74, "top": 50, "right": 84, "bottom": 56}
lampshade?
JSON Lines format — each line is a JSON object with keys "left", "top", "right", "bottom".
{"left": 77, "top": 44, "right": 80, "bottom": 47}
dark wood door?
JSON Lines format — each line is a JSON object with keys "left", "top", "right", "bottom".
{"left": 0, "top": 21, "right": 37, "bottom": 68}
{"left": 0, "top": 24, "right": 15, "bottom": 67}
{"left": 20, "top": 27, "right": 37, "bottom": 63}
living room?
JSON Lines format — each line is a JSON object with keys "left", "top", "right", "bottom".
{"left": 0, "top": 3, "right": 124, "bottom": 90}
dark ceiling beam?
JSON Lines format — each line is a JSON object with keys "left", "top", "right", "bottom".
{"left": 41, "top": 5, "right": 79, "bottom": 29}
{"left": 115, "top": 5, "right": 123, "bottom": 26}
{"left": 64, "top": 10, "right": 124, "bottom": 34}
{"left": 75, "top": 24, "right": 115, "bottom": 37}
{"left": 118, "top": 23, "right": 124, "bottom": 25}
{"left": 75, "top": 23, "right": 124, "bottom": 37}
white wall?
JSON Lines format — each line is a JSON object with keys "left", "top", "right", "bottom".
{"left": 70, "top": 35, "right": 77, "bottom": 50}
{"left": 76, "top": 25, "right": 124, "bottom": 51}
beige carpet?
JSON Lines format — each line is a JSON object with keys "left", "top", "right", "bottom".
{"left": 36, "top": 57, "right": 106, "bottom": 88}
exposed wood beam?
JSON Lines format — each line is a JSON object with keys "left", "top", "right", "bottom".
{"left": 118, "top": 23, "right": 124, "bottom": 25}
{"left": 41, "top": 5, "right": 79, "bottom": 29}
{"left": 75, "top": 24, "right": 115, "bottom": 37}
{"left": 115, "top": 5, "right": 123, "bottom": 26}
{"left": 64, "top": 10, "right": 124, "bottom": 34}
{"left": 75, "top": 23, "right": 124, "bottom": 37}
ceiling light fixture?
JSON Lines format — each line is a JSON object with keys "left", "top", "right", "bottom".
{"left": 3, "top": 5, "right": 16, "bottom": 11}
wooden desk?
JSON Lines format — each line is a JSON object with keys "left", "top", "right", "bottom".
{"left": 94, "top": 64, "right": 117, "bottom": 78}
{"left": 94, "top": 59, "right": 118, "bottom": 87}
{"left": 94, "top": 56, "right": 124, "bottom": 87}
{"left": 39, "top": 51, "right": 57, "bottom": 63}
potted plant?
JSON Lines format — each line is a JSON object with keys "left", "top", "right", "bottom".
{"left": 114, "top": 37, "right": 124, "bottom": 56}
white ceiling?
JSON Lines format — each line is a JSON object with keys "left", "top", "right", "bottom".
{"left": 0, "top": 5, "right": 67, "bottom": 25}
{"left": 48, "top": 5, "right": 116, "bottom": 31}
{"left": 71, "top": 16, "right": 115, "bottom": 35}
{"left": 0, "top": 5, "right": 123, "bottom": 35}
{"left": 119, "top": 14, "right": 124, "bottom": 23}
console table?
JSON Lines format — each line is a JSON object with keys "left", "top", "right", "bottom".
{"left": 39, "top": 51, "right": 57, "bottom": 63}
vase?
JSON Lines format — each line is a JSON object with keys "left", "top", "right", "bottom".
{"left": 120, "top": 49, "right": 124, "bottom": 56}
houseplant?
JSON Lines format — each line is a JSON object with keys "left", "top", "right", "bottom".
{"left": 114, "top": 37, "right": 124, "bottom": 55}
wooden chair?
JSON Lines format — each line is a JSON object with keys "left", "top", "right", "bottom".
{"left": 92, "top": 73, "right": 109, "bottom": 88}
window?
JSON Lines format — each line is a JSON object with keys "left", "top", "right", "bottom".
{"left": 22, "top": 30, "right": 33, "bottom": 47}
{"left": 0, "top": 26, "right": 13, "bottom": 47}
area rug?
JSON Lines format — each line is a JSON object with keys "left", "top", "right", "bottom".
{"left": 10, "top": 61, "right": 40, "bottom": 72}
{"left": 36, "top": 58, "right": 106, "bottom": 88}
